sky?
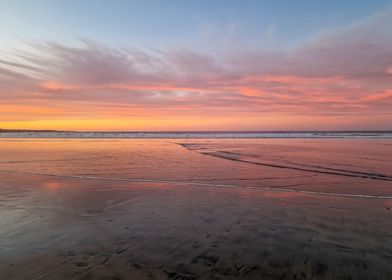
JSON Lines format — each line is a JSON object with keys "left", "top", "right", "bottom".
{"left": 0, "top": 0, "right": 392, "bottom": 131}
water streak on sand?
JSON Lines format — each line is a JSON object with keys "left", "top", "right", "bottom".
{"left": 177, "top": 144, "right": 392, "bottom": 182}
{"left": 1, "top": 169, "right": 392, "bottom": 200}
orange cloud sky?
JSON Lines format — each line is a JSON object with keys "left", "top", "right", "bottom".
{"left": 1, "top": 13, "right": 392, "bottom": 131}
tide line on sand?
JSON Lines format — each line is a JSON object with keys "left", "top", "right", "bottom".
{"left": 0, "top": 169, "right": 392, "bottom": 200}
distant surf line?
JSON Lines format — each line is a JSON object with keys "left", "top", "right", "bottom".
{"left": 1, "top": 131, "right": 392, "bottom": 139}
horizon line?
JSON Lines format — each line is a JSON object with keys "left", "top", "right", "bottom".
{"left": 1, "top": 129, "right": 392, "bottom": 133}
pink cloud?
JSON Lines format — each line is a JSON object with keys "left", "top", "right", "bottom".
{"left": 0, "top": 11, "right": 392, "bottom": 130}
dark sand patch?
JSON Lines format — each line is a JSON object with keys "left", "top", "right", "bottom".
{"left": 1, "top": 173, "right": 392, "bottom": 279}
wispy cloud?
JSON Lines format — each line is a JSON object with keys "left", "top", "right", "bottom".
{"left": 1, "top": 10, "right": 392, "bottom": 130}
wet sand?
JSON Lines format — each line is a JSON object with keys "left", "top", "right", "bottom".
{"left": 1, "top": 139, "right": 392, "bottom": 279}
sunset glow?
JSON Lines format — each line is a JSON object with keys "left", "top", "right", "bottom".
{"left": 2, "top": 2, "right": 392, "bottom": 278}
{"left": 1, "top": 0, "right": 391, "bottom": 131}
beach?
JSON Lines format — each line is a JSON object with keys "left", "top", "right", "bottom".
{"left": 1, "top": 137, "right": 392, "bottom": 279}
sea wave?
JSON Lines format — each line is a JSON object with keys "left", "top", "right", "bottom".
{"left": 1, "top": 131, "right": 392, "bottom": 139}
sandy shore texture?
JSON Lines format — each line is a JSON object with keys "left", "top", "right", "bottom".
{"left": 1, "top": 139, "right": 392, "bottom": 279}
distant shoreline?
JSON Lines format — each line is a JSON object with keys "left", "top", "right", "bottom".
{"left": 1, "top": 129, "right": 392, "bottom": 134}
{"left": 1, "top": 130, "right": 392, "bottom": 139}
{"left": 0, "top": 129, "right": 70, "bottom": 133}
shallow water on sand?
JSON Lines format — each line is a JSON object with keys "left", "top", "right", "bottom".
{"left": 1, "top": 139, "right": 392, "bottom": 279}
{"left": 1, "top": 139, "right": 392, "bottom": 197}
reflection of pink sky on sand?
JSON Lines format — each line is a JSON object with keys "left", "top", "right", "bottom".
{"left": 43, "top": 181, "right": 63, "bottom": 190}
{"left": 383, "top": 200, "right": 392, "bottom": 208}
{"left": 1, "top": 138, "right": 392, "bottom": 278}
{"left": 1, "top": 139, "right": 392, "bottom": 198}
{"left": 2, "top": 163, "right": 392, "bottom": 279}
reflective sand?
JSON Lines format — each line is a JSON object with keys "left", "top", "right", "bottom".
{"left": 1, "top": 139, "right": 392, "bottom": 279}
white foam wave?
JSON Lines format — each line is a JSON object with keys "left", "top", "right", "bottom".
{"left": 1, "top": 131, "right": 392, "bottom": 139}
